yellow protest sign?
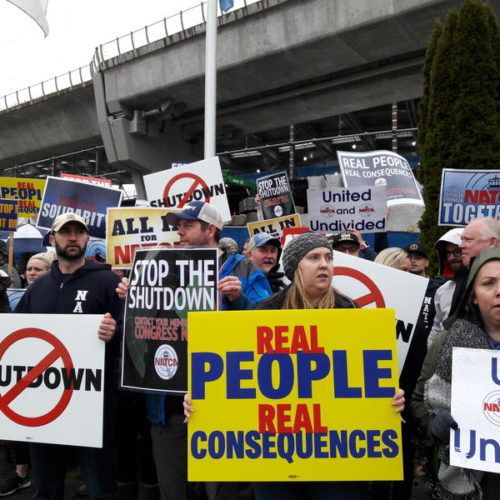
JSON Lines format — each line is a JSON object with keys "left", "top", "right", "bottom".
{"left": 247, "top": 213, "right": 301, "bottom": 239}
{"left": 106, "top": 207, "right": 180, "bottom": 269}
{"left": 0, "top": 178, "right": 46, "bottom": 217}
{"left": 188, "top": 308, "right": 402, "bottom": 481}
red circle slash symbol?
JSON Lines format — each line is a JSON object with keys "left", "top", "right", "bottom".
{"left": 0, "top": 328, "right": 74, "bottom": 427}
{"left": 334, "top": 267, "right": 386, "bottom": 308}
{"left": 163, "top": 173, "right": 210, "bottom": 208}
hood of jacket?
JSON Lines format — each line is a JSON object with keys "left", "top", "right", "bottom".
{"left": 434, "top": 228, "right": 464, "bottom": 277}
{"left": 50, "top": 258, "right": 112, "bottom": 283}
{"left": 454, "top": 247, "right": 500, "bottom": 320}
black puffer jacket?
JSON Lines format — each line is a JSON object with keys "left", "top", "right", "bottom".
{"left": 0, "top": 269, "right": 11, "bottom": 313}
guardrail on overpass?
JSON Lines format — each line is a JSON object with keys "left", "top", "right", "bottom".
{"left": 0, "top": 0, "right": 259, "bottom": 112}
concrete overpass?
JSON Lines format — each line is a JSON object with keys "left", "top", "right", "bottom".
{"left": 0, "top": 0, "right": 492, "bottom": 189}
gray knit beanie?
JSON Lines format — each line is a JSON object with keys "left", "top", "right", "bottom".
{"left": 282, "top": 232, "right": 332, "bottom": 281}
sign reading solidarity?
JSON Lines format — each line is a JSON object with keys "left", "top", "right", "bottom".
{"left": 0, "top": 314, "right": 105, "bottom": 447}
{"left": 188, "top": 308, "right": 403, "bottom": 481}
{"left": 144, "top": 157, "right": 231, "bottom": 222}
{"left": 37, "top": 177, "right": 123, "bottom": 239}
{"left": 332, "top": 251, "right": 428, "bottom": 374}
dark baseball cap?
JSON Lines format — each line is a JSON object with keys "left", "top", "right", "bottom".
{"left": 404, "top": 242, "right": 428, "bottom": 259}
{"left": 329, "top": 232, "right": 360, "bottom": 248}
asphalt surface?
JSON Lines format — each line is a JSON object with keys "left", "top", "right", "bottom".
{"left": 0, "top": 441, "right": 433, "bottom": 499}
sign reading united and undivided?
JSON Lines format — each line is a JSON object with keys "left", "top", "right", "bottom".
{"left": 121, "top": 248, "right": 218, "bottom": 393}
{"left": 187, "top": 308, "right": 403, "bottom": 481}
{"left": 0, "top": 314, "right": 105, "bottom": 447}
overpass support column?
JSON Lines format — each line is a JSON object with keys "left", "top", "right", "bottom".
{"left": 92, "top": 71, "right": 200, "bottom": 194}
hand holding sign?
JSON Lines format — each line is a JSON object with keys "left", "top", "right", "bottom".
{"left": 97, "top": 313, "right": 116, "bottom": 343}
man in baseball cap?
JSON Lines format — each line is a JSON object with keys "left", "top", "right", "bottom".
{"left": 329, "top": 231, "right": 361, "bottom": 256}
{"left": 51, "top": 212, "right": 89, "bottom": 233}
{"left": 404, "top": 242, "right": 429, "bottom": 277}
{"left": 246, "top": 233, "right": 285, "bottom": 292}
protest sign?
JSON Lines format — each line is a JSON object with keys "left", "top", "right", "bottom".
{"left": 256, "top": 171, "right": 296, "bottom": 219}
{"left": 307, "top": 187, "right": 386, "bottom": 234}
{"left": 332, "top": 251, "right": 428, "bottom": 374}
{"left": 187, "top": 308, "right": 403, "bottom": 481}
{"left": 106, "top": 208, "right": 181, "bottom": 269}
{"left": 121, "top": 248, "right": 218, "bottom": 393}
{"left": 338, "top": 150, "right": 423, "bottom": 206}
{"left": 37, "top": 177, "right": 123, "bottom": 239}
{"left": 0, "top": 199, "right": 18, "bottom": 232}
{"left": 247, "top": 214, "right": 301, "bottom": 240}
{"left": 144, "top": 157, "right": 231, "bottom": 222}
{"left": 60, "top": 173, "right": 113, "bottom": 187}
{"left": 439, "top": 169, "right": 500, "bottom": 226}
{"left": 0, "top": 177, "right": 46, "bottom": 217}
{"left": 0, "top": 314, "right": 104, "bottom": 447}
{"left": 451, "top": 348, "right": 500, "bottom": 473}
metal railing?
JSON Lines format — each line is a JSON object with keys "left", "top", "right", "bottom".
{"left": 0, "top": 0, "right": 259, "bottom": 112}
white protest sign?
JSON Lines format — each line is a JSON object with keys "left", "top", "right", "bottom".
{"left": 332, "top": 251, "right": 428, "bottom": 374}
{"left": 0, "top": 314, "right": 105, "bottom": 447}
{"left": 307, "top": 186, "right": 386, "bottom": 234}
{"left": 338, "top": 150, "right": 423, "bottom": 207}
{"left": 144, "top": 157, "right": 231, "bottom": 222}
{"left": 451, "top": 348, "right": 500, "bottom": 473}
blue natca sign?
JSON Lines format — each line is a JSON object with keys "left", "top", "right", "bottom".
{"left": 439, "top": 169, "right": 500, "bottom": 226}
{"left": 0, "top": 199, "right": 18, "bottom": 232}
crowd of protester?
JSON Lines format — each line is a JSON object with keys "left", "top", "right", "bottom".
{"left": 0, "top": 206, "right": 499, "bottom": 500}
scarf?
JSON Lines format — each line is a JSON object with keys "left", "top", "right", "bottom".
{"left": 425, "top": 318, "right": 491, "bottom": 499}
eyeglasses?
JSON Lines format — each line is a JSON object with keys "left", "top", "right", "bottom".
{"left": 446, "top": 248, "right": 462, "bottom": 257}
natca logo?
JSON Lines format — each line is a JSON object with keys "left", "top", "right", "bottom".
{"left": 359, "top": 204, "right": 375, "bottom": 217}
{"left": 482, "top": 391, "right": 500, "bottom": 426}
{"left": 319, "top": 205, "right": 335, "bottom": 218}
{"left": 154, "top": 344, "right": 178, "bottom": 380}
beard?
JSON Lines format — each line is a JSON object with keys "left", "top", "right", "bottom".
{"left": 54, "top": 241, "right": 87, "bottom": 260}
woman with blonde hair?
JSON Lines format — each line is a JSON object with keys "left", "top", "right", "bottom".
{"left": 184, "top": 232, "right": 405, "bottom": 499}
{"left": 25, "top": 251, "right": 55, "bottom": 286}
{"left": 375, "top": 247, "right": 411, "bottom": 272}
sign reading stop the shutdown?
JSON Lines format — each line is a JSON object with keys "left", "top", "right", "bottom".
{"left": 143, "top": 156, "right": 231, "bottom": 222}
{"left": 0, "top": 314, "right": 105, "bottom": 447}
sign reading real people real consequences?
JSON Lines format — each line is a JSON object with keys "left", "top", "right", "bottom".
{"left": 188, "top": 308, "right": 403, "bottom": 482}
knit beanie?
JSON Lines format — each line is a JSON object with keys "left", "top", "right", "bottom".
{"left": 282, "top": 232, "right": 332, "bottom": 281}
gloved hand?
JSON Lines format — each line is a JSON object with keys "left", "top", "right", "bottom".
{"left": 431, "top": 410, "right": 458, "bottom": 444}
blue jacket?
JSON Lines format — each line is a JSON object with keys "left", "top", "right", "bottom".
{"left": 147, "top": 253, "right": 272, "bottom": 425}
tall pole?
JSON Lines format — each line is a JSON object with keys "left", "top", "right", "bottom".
{"left": 204, "top": 0, "right": 218, "bottom": 159}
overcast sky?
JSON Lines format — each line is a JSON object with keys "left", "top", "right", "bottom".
{"left": 0, "top": 0, "right": 215, "bottom": 97}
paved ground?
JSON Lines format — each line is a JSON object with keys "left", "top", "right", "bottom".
{"left": 0, "top": 442, "right": 433, "bottom": 499}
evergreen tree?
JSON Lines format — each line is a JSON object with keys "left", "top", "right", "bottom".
{"left": 417, "top": 0, "right": 500, "bottom": 272}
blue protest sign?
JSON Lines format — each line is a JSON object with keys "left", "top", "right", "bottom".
{"left": 0, "top": 199, "right": 19, "bottom": 232}
{"left": 439, "top": 169, "right": 500, "bottom": 226}
{"left": 37, "top": 177, "right": 123, "bottom": 239}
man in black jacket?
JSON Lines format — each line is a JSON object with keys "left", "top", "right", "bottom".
{"left": 16, "top": 212, "right": 123, "bottom": 500}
